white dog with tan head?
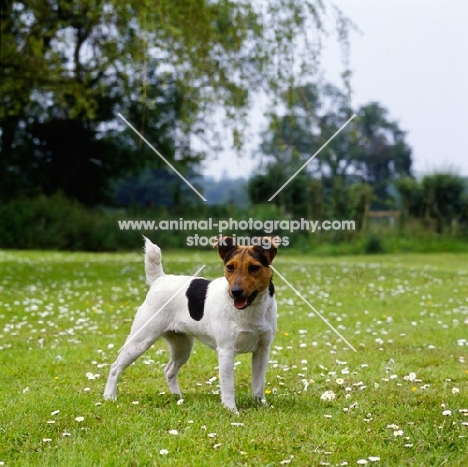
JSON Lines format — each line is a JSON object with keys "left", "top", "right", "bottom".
{"left": 104, "top": 236, "right": 278, "bottom": 413}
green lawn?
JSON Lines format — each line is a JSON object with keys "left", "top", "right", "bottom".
{"left": 0, "top": 249, "right": 467, "bottom": 466}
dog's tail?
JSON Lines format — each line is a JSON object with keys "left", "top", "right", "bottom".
{"left": 144, "top": 237, "right": 165, "bottom": 286}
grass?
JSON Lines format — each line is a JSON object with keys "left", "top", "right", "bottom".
{"left": 0, "top": 248, "right": 467, "bottom": 466}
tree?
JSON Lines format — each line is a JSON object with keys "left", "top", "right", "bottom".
{"left": 114, "top": 168, "right": 201, "bottom": 208}
{"left": 0, "top": 0, "right": 354, "bottom": 204}
{"left": 396, "top": 173, "right": 467, "bottom": 233}
{"left": 422, "top": 173, "right": 466, "bottom": 234}
{"left": 352, "top": 103, "right": 412, "bottom": 208}
{"left": 395, "top": 176, "right": 422, "bottom": 229}
{"left": 250, "top": 83, "right": 412, "bottom": 216}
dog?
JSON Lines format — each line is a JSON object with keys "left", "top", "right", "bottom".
{"left": 104, "top": 236, "right": 278, "bottom": 413}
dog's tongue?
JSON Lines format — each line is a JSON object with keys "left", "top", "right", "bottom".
{"left": 234, "top": 298, "right": 248, "bottom": 309}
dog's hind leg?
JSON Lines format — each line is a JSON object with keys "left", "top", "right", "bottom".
{"left": 104, "top": 327, "right": 162, "bottom": 400}
{"left": 163, "top": 332, "right": 194, "bottom": 396}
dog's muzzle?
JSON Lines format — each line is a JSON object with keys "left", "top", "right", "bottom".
{"left": 231, "top": 288, "right": 258, "bottom": 310}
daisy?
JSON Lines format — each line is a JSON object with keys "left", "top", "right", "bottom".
{"left": 320, "top": 390, "right": 336, "bottom": 401}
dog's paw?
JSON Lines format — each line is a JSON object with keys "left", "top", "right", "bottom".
{"left": 103, "top": 392, "right": 117, "bottom": 401}
{"left": 254, "top": 396, "right": 268, "bottom": 406}
{"left": 223, "top": 402, "right": 239, "bottom": 415}
{"left": 228, "top": 407, "right": 240, "bottom": 416}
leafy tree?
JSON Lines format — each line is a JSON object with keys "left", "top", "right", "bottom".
{"left": 352, "top": 103, "right": 412, "bottom": 208}
{"left": 422, "top": 173, "right": 466, "bottom": 234}
{"left": 395, "top": 176, "right": 423, "bottom": 229}
{"left": 250, "top": 84, "right": 412, "bottom": 216}
{"left": 0, "top": 0, "right": 353, "bottom": 204}
{"left": 114, "top": 168, "right": 201, "bottom": 208}
{"left": 396, "top": 173, "right": 467, "bottom": 233}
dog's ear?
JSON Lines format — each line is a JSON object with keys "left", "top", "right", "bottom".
{"left": 259, "top": 236, "right": 279, "bottom": 264}
{"left": 217, "top": 236, "right": 237, "bottom": 261}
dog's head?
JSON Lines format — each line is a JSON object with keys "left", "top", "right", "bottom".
{"left": 217, "top": 236, "right": 278, "bottom": 309}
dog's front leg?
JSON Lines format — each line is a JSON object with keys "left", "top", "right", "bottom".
{"left": 217, "top": 348, "right": 238, "bottom": 413}
{"left": 252, "top": 344, "right": 271, "bottom": 404}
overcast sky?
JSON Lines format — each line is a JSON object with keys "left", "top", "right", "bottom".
{"left": 202, "top": 0, "right": 468, "bottom": 180}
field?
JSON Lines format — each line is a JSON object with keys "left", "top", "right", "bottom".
{"left": 0, "top": 248, "right": 467, "bottom": 466}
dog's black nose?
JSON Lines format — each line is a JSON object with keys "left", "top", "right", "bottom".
{"left": 231, "top": 286, "right": 244, "bottom": 298}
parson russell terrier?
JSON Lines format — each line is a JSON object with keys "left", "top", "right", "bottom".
{"left": 104, "top": 236, "right": 278, "bottom": 413}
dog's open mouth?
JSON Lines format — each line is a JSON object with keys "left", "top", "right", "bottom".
{"left": 233, "top": 291, "right": 258, "bottom": 310}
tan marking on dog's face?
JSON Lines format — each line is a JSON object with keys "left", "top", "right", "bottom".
{"left": 217, "top": 237, "right": 277, "bottom": 309}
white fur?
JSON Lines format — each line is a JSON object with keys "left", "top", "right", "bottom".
{"left": 104, "top": 239, "right": 277, "bottom": 413}
{"left": 143, "top": 236, "right": 164, "bottom": 285}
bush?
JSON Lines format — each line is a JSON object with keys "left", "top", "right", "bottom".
{"left": 364, "top": 235, "right": 384, "bottom": 254}
{"left": 0, "top": 194, "right": 141, "bottom": 251}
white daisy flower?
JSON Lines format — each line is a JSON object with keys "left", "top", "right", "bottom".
{"left": 320, "top": 390, "right": 336, "bottom": 401}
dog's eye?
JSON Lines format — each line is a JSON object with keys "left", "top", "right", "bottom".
{"left": 226, "top": 264, "right": 234, "bottom": 273}
{"left": 248, "top": 265, "right": 261, "bottom": 273}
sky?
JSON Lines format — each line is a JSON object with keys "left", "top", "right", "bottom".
{"left": 202, "top": 0, "right": 468, "bottom": 180}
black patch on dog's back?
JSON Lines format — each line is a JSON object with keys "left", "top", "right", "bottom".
{"left": 186, "top": 278, "right": 211, "bottom": 321}
{"left": 268, "top": 280, "right": 275, "bottom": 297}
